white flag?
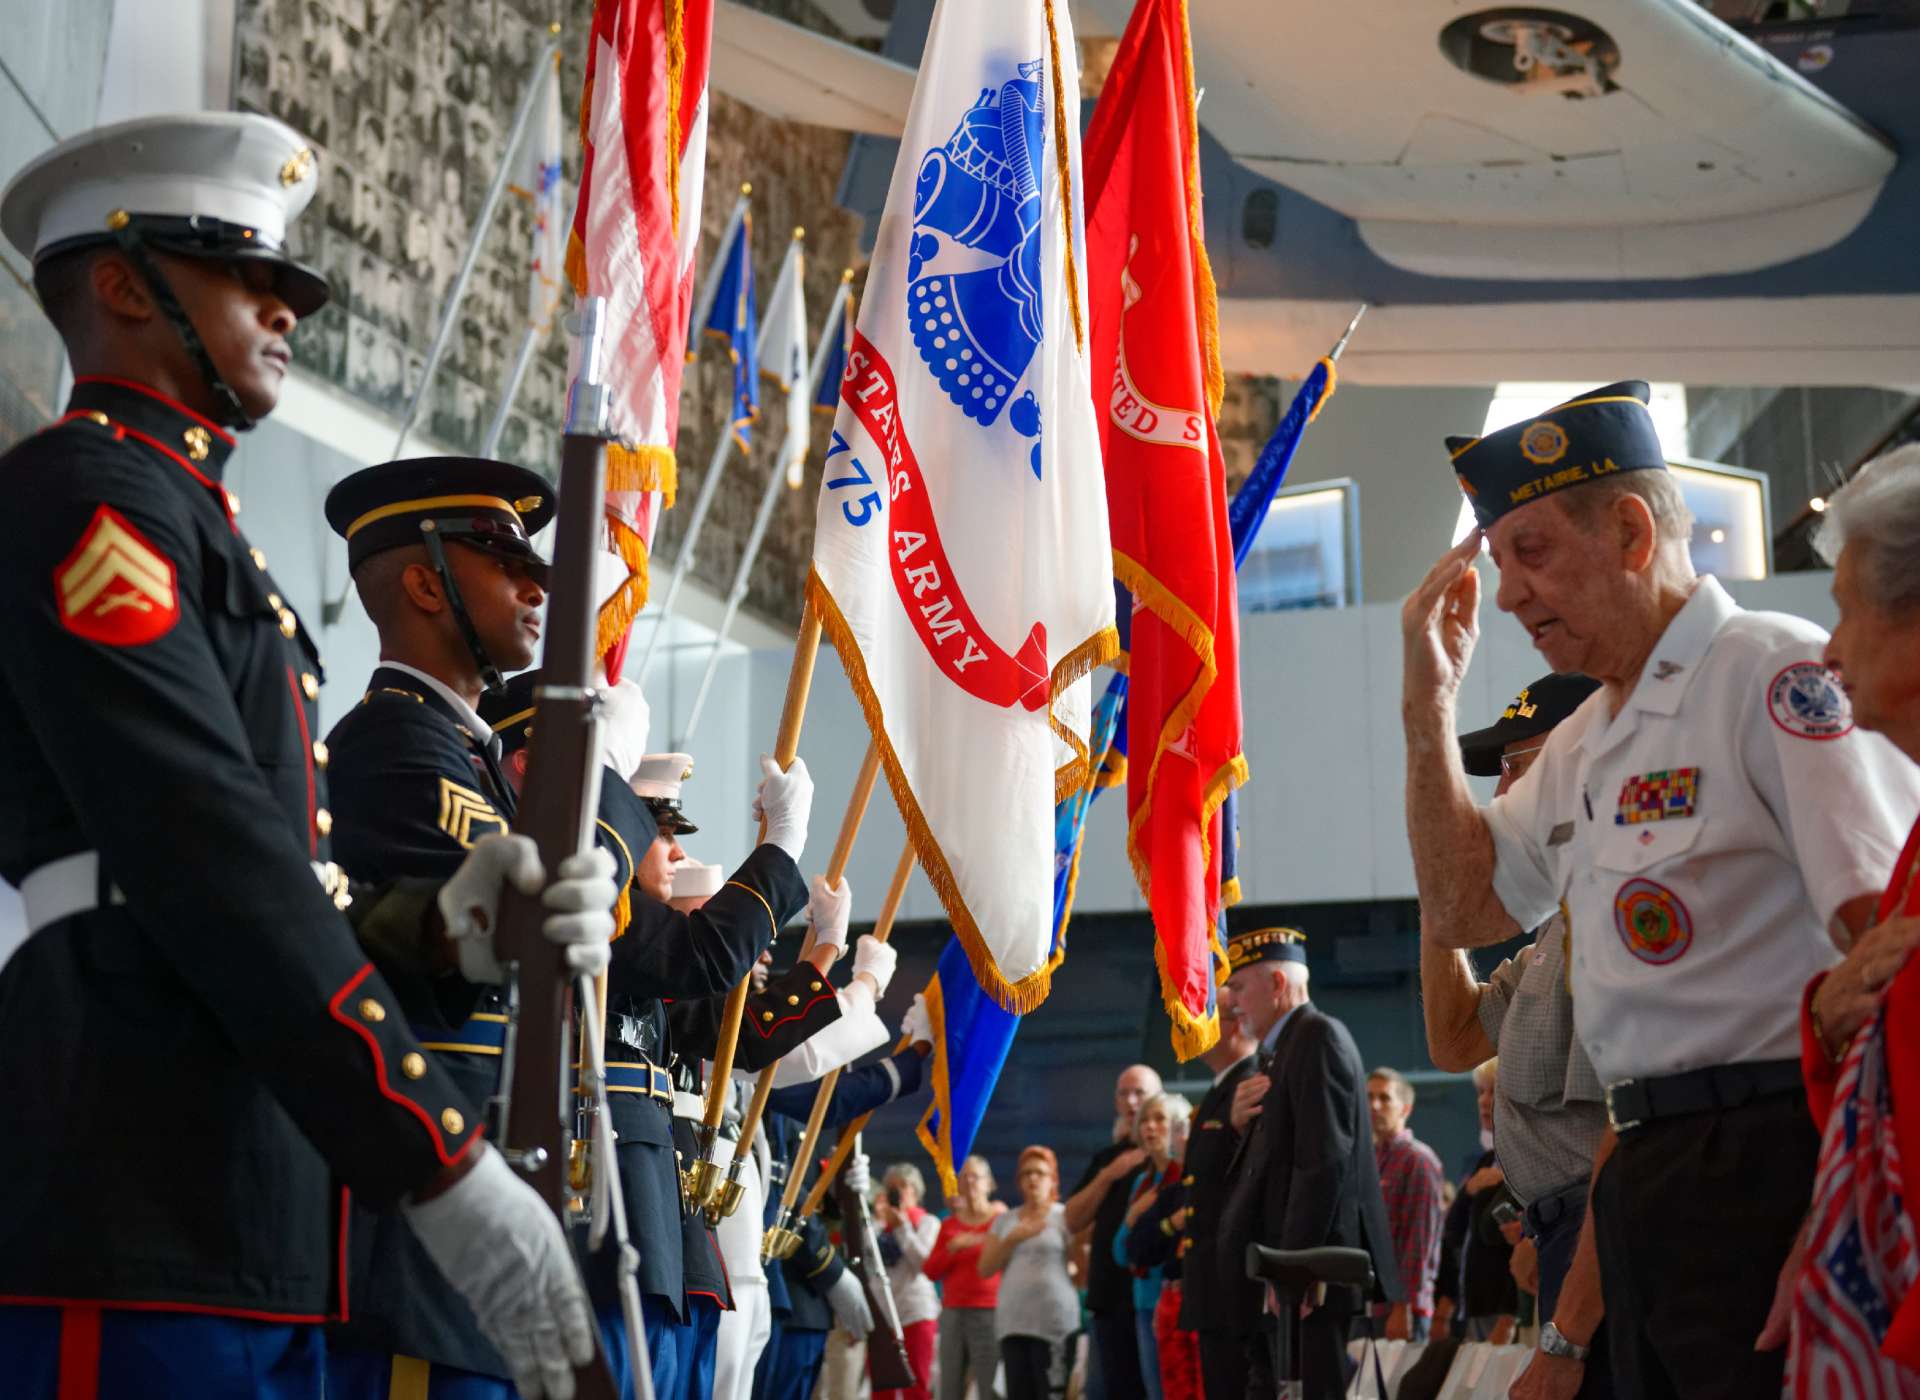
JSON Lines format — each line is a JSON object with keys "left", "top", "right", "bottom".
{"left": 757, "top": 233, "right": 811, "bottom": 491}
{"left": 519, "top": 50, "right": 566, "bottom": 333}
{"left": 808, "top": 0, "right": 1115, "bottom": 1012}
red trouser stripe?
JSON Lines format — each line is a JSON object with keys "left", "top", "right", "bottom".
{"left": 57, "top": 1304, "right": 101, "bottom": 1400}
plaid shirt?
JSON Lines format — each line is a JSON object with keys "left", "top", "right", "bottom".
{"left": 1375, "top": 1128, "right": 1445, "bottom": 1318}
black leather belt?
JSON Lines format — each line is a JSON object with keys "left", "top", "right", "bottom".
{"left": 1604, "top": 1058, "right": 1803, "bottom": 1135}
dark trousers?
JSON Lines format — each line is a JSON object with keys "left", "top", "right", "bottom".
{"left": 1242, "top": 1302, "right": 1352, "bottom": 1400}
{"left": 1002, "top": 1334, "right": 1059, "bottom": 1400}
{"left": 1526, "top": 1187, "right": 1614, "bottom": 1399}
{"left": 1590, "top": 1092, "right": 1817, "bottom": 1400}
{"left": 0, "top": 1305, "right": 325, "bottom": 1399}
{"left": 752, "top": 1322, "right": 829, "bottom": 1400}
{"left": 1090, "top": 1309, "right": 1145, "bottom": 1400}
{"left": 1196, "top": 1328, "right": 1248, "bottom": 1400}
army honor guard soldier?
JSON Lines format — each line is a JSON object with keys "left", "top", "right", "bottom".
{"left": 481, "top": 672, "right": 822, "bottom": 1400}
{"left": 0, "top": 114, "right": 607, "bottom": 1399}
{"left": 1404, "top": 381, "right": 1920, "bottom": 1398}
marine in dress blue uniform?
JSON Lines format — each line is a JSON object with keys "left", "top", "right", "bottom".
{"left": 753, "top": 1048, "right": 929, "bottom": 1400}
{"left": 482, "top": 674, "right": 817, "bottom": 1400}
{"left": 0, "top": 115, "right": 490, "bottom": 1399}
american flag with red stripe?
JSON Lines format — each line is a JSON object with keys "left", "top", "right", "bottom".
{"left": 1791, "top": 1007, "right": 1920, "bottom": 1396}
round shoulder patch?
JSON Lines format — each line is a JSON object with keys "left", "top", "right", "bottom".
{"left": 1767, "top": 661, "right": 1853, "bottom": 741}
{"left": 1614, "top": 878, "right": 1693, "bottom": 965}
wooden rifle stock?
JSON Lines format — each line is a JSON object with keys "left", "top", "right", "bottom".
{"left": 835, "top": 1149, "right": 917, "bottom": 1391}
{"left": 491, "top": 298, "right": 619, "bottom": 1400}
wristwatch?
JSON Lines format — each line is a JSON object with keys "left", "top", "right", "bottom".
{"left": 1539, "top": 1322, "right": 1591, "bottom": 1361}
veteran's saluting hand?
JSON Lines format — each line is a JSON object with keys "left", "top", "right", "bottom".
{"left": 1401, "top": 531, "right": 1484, "bottom": 716}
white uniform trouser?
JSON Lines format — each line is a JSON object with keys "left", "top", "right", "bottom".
{"left": 713, "top": 1099, "right": 774, "bottom": 1400}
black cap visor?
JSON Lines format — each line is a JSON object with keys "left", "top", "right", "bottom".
{"left": 644, "top": 798, "right": 699, "bottom": 836}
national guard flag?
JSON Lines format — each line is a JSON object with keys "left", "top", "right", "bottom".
{"left": 1085, "top": 0, "right": 1246, "bottom": 1057}
{"left": 757, "top": 229, "right": 810, "bottom": 490}
{"left": 809, "top": 0, "right": 1116, "bottom": 1012}
{"left": 568, "top": 0, "right": 714, "bottom": 672}
{"left": 811, "top": 273, "right": 854, "bottom": 415}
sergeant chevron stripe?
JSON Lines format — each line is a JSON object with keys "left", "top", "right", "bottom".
{"left": 436, "top": 778, "right": 507, "bottom": 848}
{"left": 54, "top": 504, "right": 179, "bottom": 646}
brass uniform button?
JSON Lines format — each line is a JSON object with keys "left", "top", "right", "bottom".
{"left": 183, "top": 426, "right": 211, "bottom": 461}
{"left": 810, "top": 981, "right": 823, "bottom": 992}
{"left": 301, "top": 672, "right": 320, "bottom": 701}
{"left": 761, "top": 1011, "right": 775, "bottom": 1022}
{"left": 250, "top": 546, "right": 268, "bottom": 571}
{"left": 267, "top": 592, "right": 283, "bottom": 610}
{"left": 312, "top": 740, "right": 329, "bottom": 768}
{"left": 358, "top": 997, "right": 386, "bottom": 1023}
{"left": 315, "top": 808, "right": 333, "bottom": 836}
{"left": 441, "top": 1107, "right": 465, "bottom": 1135}
{"left": 225, "top": 490, "right": 241, "bottom": 514}
{"left": 278, "top": 608, "right": 297, "bottom": 638}
{"left": 1183, "top": 1175, "right": 1195, "bottom": 1186}
{"left": 82, "top": 410, "right": 110, "bottom": 427}
{"left": 402, "top": 1053, "right": 427, "bottom": 1080}
{"left": 786, "top": 994, "right": 800, "bottom": 1006}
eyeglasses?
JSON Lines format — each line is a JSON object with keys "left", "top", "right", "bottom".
{"left": 1499, "top": 743, "right": 1547, "bottom": 780}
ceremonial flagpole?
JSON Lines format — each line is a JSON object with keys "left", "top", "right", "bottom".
{"left": 684, "top": 601, "right": 833, "bottom": 1204}
{"left": 676, "top": 265, "right": 853, "bottom": 749}
{"left": 763, "top": 837, "right": 916, "bottom": 1258}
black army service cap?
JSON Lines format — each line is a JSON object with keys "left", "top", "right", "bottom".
{"left": 1457, "top": 672, "right": 1601, "bottom": 777}
{"left": 325, "top": 457, "right": 556, "bottom": 573}
{"left": 1447, "top": 381, "right": 1667, "bottom": 529}
{"left": 1227, "top": 927, "right": 1307, "bottom": 974}
{"left": 1, "top": 112, "right": 331, "bottom": 317}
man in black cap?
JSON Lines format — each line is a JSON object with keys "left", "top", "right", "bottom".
{"left": 1403, "top": 382, "right": 1920, "bottom": 1396}
{"left": 1419, "top": 672, "right": 1613, "bottom": 1400}
{"left": 0, "top": 114, "right": 606, "bottom": 1398}
{"left": 481, "top": 670, "right": 823, "bottom": 1400}
{"left": 1217, "top": 929, "right": 1398, "bottom": 1400}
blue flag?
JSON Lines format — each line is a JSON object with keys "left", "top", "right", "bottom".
{"left": 812, "top": 285, "right": 851, "bottom": 414}
{"left": 701, "top": 211, "right": 758, "bottom": 450}
{"left": 912, "top": 355, "right": 1340, "bottom": 1192}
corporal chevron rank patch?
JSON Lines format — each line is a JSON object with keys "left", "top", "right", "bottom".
{"left": 55, "top": 505, "right": 179, "bottom": 645}
{"left": 436, "top": 777, "right": 507, "bottom": 848}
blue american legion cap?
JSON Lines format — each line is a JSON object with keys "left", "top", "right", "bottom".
{"left": 1227, "top": 927, "right": 1307, "bottom": 973}
{"left": 1447, "top": 381, "right": 1667, "bottom": 529}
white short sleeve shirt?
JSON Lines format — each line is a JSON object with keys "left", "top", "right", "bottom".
{"left": 1483, "top": 576, "right": 1920, "bottom": 1085}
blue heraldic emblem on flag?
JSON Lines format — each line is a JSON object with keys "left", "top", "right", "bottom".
{"left": 908, "top": 58, "right": 1047, "bottom": 475}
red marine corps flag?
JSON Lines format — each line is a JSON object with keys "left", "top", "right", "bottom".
{"left": 1084, "top": 0, "right": 1246, "bottom": 1057}
{"left": 810, "top": 0, "right": 1116, "bottom": 1011}
{"left": 567, "top": 0, "right": 713, "bottom": 673}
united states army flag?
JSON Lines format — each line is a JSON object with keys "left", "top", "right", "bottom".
{"left": 808, "top": 0, "right": 1115, "bottom": 1011}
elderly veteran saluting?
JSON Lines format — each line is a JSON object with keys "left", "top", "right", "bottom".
{"left": 1400, "top": 382, "right": 1920, "bottom": 1400}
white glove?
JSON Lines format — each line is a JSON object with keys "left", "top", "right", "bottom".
{"left": 842, "top": 1150, "right": 872, "bottom": 1200}
{"left": 808, "top": 875, "right": 852, "bottom": 955}
{"left": 901, "top": 991, "right": 933, "bottom": 1047}
{"left": 438, "top": 836, "right": 618, "bottom": 982}
{"left": 826, "top": 1268, "right": 874, "bottom": 1339}
{"left": 402, "top": 1146, "right": 597, "bottom": 1399}
{"left": 752, "top": 755, "right": 813, "bottom": 862}
{"left": 595, "top": 677, "right": 652, "bottom": 783}
{"left": 851, "top": 935, "right": 896, "bottom": 997}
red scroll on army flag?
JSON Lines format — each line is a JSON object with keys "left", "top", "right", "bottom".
{"left": 1084, "top": 0, "right": 1246, "bottom": 1057}
{"left": 567, "top": 0, "right": 713, "bottom": 675}
{"left": 809, "top": 0, "right": 1116, "bottom": 1011}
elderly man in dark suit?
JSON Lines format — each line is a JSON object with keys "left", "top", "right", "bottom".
{"left": 1218, "top": 929, "right": 1400, "bottom": 1400}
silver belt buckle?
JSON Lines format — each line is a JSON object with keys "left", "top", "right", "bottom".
{"left": 1604, "top": 1082, "right": 1641, "bottom": 1134}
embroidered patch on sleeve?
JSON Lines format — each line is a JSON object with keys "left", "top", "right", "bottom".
{"left": 54, "top": 504, "right": 179, "bottom": 646}
{"left": 1768, "top": 661, "right": 1853, "bottom": 740}
{"left": 436, "top": 777, "right": 507, "bottom": 848}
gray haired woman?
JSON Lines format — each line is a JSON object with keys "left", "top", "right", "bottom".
{"left": 1790, "top": 444, "right": 1920, "bottom": 1387}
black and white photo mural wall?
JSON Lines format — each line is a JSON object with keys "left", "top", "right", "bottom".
{"left": 233, "top": 0, "right": 578, "bottom": 470}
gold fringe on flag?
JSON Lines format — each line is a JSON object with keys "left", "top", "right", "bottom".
{"left": 807, "top": 568, "right": 1115, "bottom": 1014}
{"left": 665, "top": 0, "right": 686, "bottom": 238}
